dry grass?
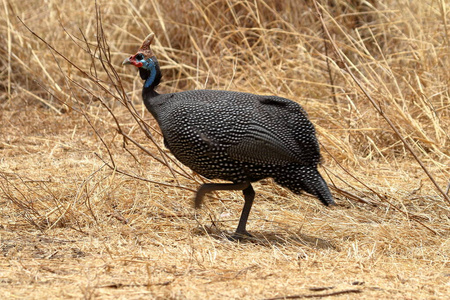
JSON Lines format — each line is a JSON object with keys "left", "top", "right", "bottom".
{"left": 1, "top": 0, "right": 449, "bottom": 299}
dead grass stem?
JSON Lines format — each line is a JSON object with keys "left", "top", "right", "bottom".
{"left": 1, "top": 0, "right": 449, "bottom": 299}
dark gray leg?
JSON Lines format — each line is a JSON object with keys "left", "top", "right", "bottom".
{"left": 195, "top": 181, "right": 255, "bottom": 239}
{"left": 195, "top": 181, "right": 250, "bottom": 208}
{"left": 233, "top": 184, "right": 255, "bottom": 239}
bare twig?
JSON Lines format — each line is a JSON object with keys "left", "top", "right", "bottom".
{"left": 313, "top": 0, "right": 450, "bottom": 205}
{"left": 18, "top": 7, "right": 197, "bottom": 192}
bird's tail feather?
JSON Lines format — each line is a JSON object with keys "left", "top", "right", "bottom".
{"left": 274, "top": 165, "right": 335, "bottom": 206}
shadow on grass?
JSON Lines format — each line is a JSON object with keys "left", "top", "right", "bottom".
{"left": 192, "top": 226, "right": 337, "bottom": 250}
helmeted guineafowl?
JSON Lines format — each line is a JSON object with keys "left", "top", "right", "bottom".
{"left": 123, "top": 33, "right": 335, "bottom": 239}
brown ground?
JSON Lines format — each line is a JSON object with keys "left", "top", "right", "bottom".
{"left": 1, "top": 0, "right": 449, "bottom": 299}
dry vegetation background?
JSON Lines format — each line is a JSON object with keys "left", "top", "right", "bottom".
{"left": 1, "top": 0, "right": 449, "bottom": 299}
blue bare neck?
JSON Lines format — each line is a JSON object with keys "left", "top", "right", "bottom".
{"left": 140, "top": 56, "right": 161, "bottom": 93}
{"left": 144, "top": 59, "right": 157, "bottom": 88}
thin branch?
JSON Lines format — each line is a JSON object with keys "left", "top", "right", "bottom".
{"left": 313, "top": 0, "right": 450, "bottom": 205}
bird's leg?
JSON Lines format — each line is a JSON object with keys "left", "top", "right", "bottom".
{"left": 194, "top": 181, "right": 250, "bottom": 208}
{"left": 232, "top": 184, "right": 255, "bottom": 240}
{"left": 195, "top": 181, "right": 255, "bottom": 239}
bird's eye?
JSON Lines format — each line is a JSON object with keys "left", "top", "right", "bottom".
{"left": 135, "top": 53, "right": 144, "bottom": 60}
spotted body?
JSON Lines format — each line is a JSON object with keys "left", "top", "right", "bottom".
{"left": 123, "top": 34, "right": 335, "bottom": 238}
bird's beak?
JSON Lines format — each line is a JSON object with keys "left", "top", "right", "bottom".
{"left": 122, "top": 55, "right": 144, "bottom": 67}
{"left": 122, "top": 57, "right": 133, "bottom": 65}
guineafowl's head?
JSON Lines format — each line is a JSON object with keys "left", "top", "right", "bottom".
{"left": 123, "top": 33, "right": 161, "bottom": 89}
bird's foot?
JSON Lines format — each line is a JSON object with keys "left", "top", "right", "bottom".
{"left": 229, "top": 230, "right": 253, "bottom": 241}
